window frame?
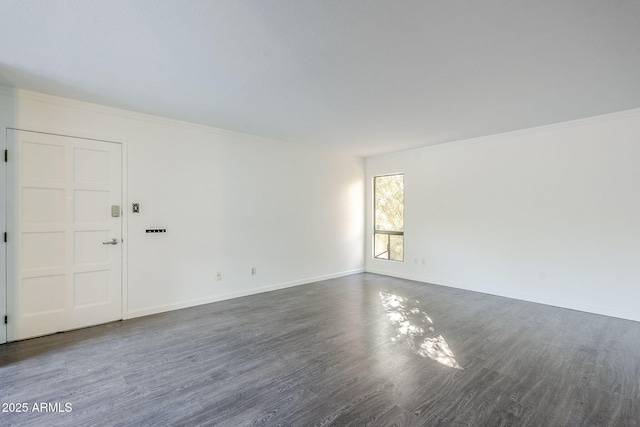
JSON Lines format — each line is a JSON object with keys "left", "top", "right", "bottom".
{"left": 373, "top": 173, "right": 404, "bottom": 262}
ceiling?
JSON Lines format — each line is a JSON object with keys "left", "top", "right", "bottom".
{"left": 1, "top": 1, "right": 639, "bottom": 157}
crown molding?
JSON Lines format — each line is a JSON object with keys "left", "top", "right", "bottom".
{"left": 0, "top": 86, "right": 325, "bottom": 153}
{"left": 368, "top": 107, "right": 640, "bottom": 159}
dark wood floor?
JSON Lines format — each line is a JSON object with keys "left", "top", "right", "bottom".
{"left": 1, "top": 273, "right": 639, "bottom": 426}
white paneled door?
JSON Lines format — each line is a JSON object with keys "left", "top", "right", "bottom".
{"left": 9, "top": 130, "right": 122, "bottom": 340}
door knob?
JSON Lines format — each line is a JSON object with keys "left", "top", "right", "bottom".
{"left": 103, "top": 238, "right": 119, "bottom": 245}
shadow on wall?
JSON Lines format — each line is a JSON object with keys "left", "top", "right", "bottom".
{"left": 379, "top": 291, "right": 463, "bottom": 370}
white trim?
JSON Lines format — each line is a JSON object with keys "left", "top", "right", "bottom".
{"left": 120, "top": 140, "right": 129, "bottom": 321}
{"left": 366, "top": 107, "right": 640, "bottom": 159}
{"left": 0, "top": 87, "right": 343, "bottom": 154}
{"left": 3, "top": 86, "right": 640, "bottom": 159}
{"left": 5, "top": 126, "right": 128, "bottom": 147}
{"left": 5, "top": 129, "right": 17, "bottom": 341}
{"left": 0, "top": 126, "right": 6, "bottom": 343}
{"left": 125, "top": 268, "right": 364, "bottom": 319}
{"left": 365, "top": 269, "right": 640, "bottom": 323}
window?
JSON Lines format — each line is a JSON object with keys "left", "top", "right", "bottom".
{"left": 373, "top": 174, "right": 404, "bottom": 261}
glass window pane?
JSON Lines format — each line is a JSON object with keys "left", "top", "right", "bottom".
{"left": 389, "top": 235, "right": 404, "bottom": 261}
{"left": 374, "top": 175, "right": 404, "bottom": 232}
{"left": 374, "top": 233, "right": 389, "bottom": 259}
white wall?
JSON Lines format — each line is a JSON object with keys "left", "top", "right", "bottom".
{"left": 366, "top": 109, "right": 640, "bottom": 321}
{"left": 2, "top": 88, "right": 364, "bottom": 323}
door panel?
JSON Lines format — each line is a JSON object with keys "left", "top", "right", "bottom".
{"left": 9, "top": 130, "right": 122, "bottom": 340}
{"left": 21, "top": 275, "right": 65, "bottom": 315}
{"left": 75, "top": 190, "right": 110, "bottom": 223}
{"left": 74, "top": 231, "right": 110, "bottom": 265}
{"left": 74, "top": 270, "right": 110, "bottom": 307}
{"left": 21, "top": 141, "right": 65, "bottom": 182}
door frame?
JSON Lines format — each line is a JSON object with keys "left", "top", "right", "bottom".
{"left": 1, "top": 126, "right": 6, "bottom": 343}
{"left": 5, "top": 127, "right": 128, "bottom": 342}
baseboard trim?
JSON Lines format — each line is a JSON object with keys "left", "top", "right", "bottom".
{"left": 125, "top": 268, "right": 365, "bottom": 319}
{"left": 365, "top": 269, "right": 640, "bottom": 323}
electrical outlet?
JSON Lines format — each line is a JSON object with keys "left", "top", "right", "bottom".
{"left": 132, "top": 203, "right": 140, "bottom": 213}
{"left": 251, "top": 267, "right": 257, "bottom": 276}
{"left": 216, "top": 272, "right": 222, "bottom": 281}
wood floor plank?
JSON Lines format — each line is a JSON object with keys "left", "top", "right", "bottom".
{"left": 2, "top": 273, "right": 640, "bottom": 426}
{"left": 592, "top": 338, "right": 640, "bottom": 399}
{"left": 374, "top": 405, "right": 424, "bottom": 427}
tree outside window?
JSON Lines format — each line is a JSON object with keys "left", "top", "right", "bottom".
{"left": 374, "top": 174, "right": 404, "bottom": 261}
